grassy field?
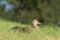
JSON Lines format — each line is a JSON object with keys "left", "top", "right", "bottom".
{"left": 0, "top": 18, "right": 60, "bottom": 40}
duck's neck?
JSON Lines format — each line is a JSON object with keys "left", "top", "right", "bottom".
{"left": 32, "top": 24, "right": 38, "bottom": 28}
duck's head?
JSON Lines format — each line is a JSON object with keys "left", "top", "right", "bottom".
{"left": 32, "top": 19, "right": 42, "bottom": 25}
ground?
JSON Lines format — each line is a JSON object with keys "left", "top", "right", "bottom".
{"left": 0, "top": 18, "right": 60, "bottom": 40}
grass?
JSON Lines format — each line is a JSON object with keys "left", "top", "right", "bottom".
{"left": 0, "top": 18, "right": 60, "bottom": 40}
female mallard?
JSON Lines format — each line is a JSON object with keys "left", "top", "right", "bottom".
{"left": 11, "top": 19, "right": 41, "bottom": 32}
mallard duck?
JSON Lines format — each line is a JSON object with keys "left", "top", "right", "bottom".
{"left": 11, "top": 19, "right": 41, "bottom": 32}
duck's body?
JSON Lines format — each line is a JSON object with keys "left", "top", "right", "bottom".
{"left": 11, "top": 26, "right": 22, "bottom": 32}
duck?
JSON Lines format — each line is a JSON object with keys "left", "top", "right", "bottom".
{"left": 11, "top": 19, "right": 41, "bottom": 32}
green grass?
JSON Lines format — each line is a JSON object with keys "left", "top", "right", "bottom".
{"left": 0, "top": 18, "right": 60, "bottom": 40}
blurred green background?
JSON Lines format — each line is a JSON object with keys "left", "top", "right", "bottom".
{"left": 0, "top": 0, "right": 60, "bottom": 24}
